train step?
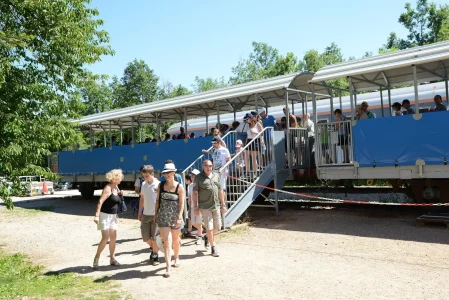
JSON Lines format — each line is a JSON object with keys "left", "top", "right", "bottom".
{"left": 416, "top": 213, "right": 449, "bottom": 228}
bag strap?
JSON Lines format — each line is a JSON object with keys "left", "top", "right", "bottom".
{"left": 175, "top": 183, "right": 180, "bottom": 194}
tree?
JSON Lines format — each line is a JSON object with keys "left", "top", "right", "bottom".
{"left": 0, "top": 0, "right": 113, "bottom": 208}
{"left": 112, "top": 59, "right": 159, "bottom": 108}
{"left": 192, "top": 76, "right": 228, "bottom": 93}
{"left": 383, "top": 0, "right": 449, "bottom": 50}
{"left": 80, "top": 78, "right": 113, "bottom": 115}
{"left": 229, "top": 42, "right": 301, "bottom": 85}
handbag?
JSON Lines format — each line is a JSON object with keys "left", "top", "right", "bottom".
{"left": 117, "top": 187, "right": 127, "bottom": 213}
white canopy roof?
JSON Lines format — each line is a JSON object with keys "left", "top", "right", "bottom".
{"left": 310, "top": 40, "right": 449, "bottom": 92}
{"left": 78, "top": 72, "right": 322, "bottom": 131}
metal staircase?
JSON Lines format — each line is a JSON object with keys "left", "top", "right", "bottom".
{"left": 182, "top": 128, "right": 288, "bottom": 228}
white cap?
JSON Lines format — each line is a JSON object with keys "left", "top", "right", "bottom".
{"left": 189, "top": 169, "right": 200, "bottom": 175}
{"left": 236, "top": 139, "right": 243, "bottom": 147}
{"left": 257, "top": 108, "right": 265, "bottom": 114}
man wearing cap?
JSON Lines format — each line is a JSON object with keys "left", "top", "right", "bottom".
{"left": 401, "top": 99, "right": 415, "bottom": 115}
{"left": 361, "top": 101, "right": 375, "bottom": 119}
{"left": 192, "top": 160, "right": 227, "bottom": 257}
{"left": 258, "top": 108, "right": 275, "bottom": 129}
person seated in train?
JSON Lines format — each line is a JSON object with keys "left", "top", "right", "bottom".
{"left": 177, "top": 127, "right": 186, "bottom": 139}
{"left": 431, "top": 95, "right": 447, "bottom": 112}
{"left": 401, "top": 99, "right": 415, "bottom": 114}
{"left": 228, "top": 121, "right": 240, "bottom": 133}
{"left": 122, "top": 134, "right": 130, "bottom": 145}
{"left": 111, "top": 136, "right": 117, "bottom": 146}
{"left": 172, "top": 134, "right": 177, "bottom": 140}
{"left": 164, "top": 133, "right": 171, "bottom": 141}
{"left": 219, "top": 123, "right": 229, "bottom": 133}
{"left": 391, "top": 102, "right": 403, "bottom": 116}
{"left": 189, "top": 132, "right": 195, "bottom": 139}
{"left": 361, "top": 101, "right": 375, "bottom": 118}
{"left": 144, "top": 137, "right": 151, "bottom": 143}
{"left": 93, "top": 141, "right": 101, "bottom": 148}
{"left": 355, "top": 104, "right": 368, "bottom": 120}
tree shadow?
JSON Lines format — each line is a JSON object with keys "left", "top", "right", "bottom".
{"left": 92, "top": 238, "right": 141, "bottom": 246}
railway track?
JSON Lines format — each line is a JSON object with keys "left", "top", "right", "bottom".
{"left": 281, "top": 186, "right": 405, "bottom": 194}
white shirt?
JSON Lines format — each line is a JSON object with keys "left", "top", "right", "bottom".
{"left": 141, "top": 178, "right": 160, "bottom": 216}
{"left": 212, "top": 147, "right": 230, "bottom": 172}
{"left": 134, "top": 178, "right": 142, "bottom": 188}
{"left": 301, "top": 119, "right": 315, "bottom": 138}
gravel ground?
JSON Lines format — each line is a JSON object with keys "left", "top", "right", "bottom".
{"left": 1, "top": 192, "right": 449, "bottom": 299}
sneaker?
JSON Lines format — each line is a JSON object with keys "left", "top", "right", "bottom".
{"left": 196, "top": 236, "right": 203, "bottom": 245}
{"left": 93, "top": 258, "right": 99, "bottom": 270}
{"left": 151, "top": 253, "right": 160, "bottom": 266}
{"left": 211, "top": 246, "right": 219, "bottom": 257}
{"left": 204, "top": 236, "right": 210, "bottom": 250}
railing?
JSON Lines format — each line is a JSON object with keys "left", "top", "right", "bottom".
{"left": 219, "top": 127, "right": 274, "bottom": 211}
{"left": 316, "top": 120, "right": 353, "bottom": 166}
{"left": 288, "top": 128, "right": 308, "bottom": 169}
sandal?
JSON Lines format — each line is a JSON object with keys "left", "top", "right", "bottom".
{"left": 173, "top": 258, "right": 181, "bottom": 268}
{"left": 93, "top": 258, "right": 99, "bottom": 270}
{"left": 163, "top": 267, "right": 171, "bottom": 278}
{"left": 110, "top": 259, "right": 121, "bottom": 266}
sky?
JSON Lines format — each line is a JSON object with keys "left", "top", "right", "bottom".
{"left": 87, "top": 0, "right": 447, "bottom": 88}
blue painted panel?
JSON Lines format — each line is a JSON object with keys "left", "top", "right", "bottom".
{"left": 58, "top": 138, "right": 213, "bottom": 175}
{"left": 353, "top": 111, "right": 449, "bottom": 167}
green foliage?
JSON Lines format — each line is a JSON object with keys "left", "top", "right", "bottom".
{"left": 229, "top": 41, "right": 301, "bottom": 85}
{"left": 80, "top": 78, "right": 113, "bottom": 115}
{"left": 0, "top": 250, "right": 124, "bottom": 299}
{"left": 384, "top": 0, "right": 449, "bottom": 50}
{"left": 192, "top": 76, "right": 228, "bottom": 93}
{"left": 111, "top": 59, "right": 159, "bottom": 108}
{"left": 0, "top": 0, "right": 113, "bottom": 208}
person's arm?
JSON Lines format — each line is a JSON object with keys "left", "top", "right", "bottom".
{"left": 219, "top": 189, "right": 226, "bottom": 213}
{"left": 138, "top": 194, "right": 144, "bottom": 221}
{"left": 192, "top": 176, "right": 200, "bottom": 216}
{"left": 94, "top": 185, "right": 112, "bottom": 223}
{"left": 176, "top": 185, "right": 185, "bottom": 226}
{"left": 134, "top": 178, "right": 141, "bottom": 195}
{"left": 153, "top": 185, "right": 160, "bottom": 223}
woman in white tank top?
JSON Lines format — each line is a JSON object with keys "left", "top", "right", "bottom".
{"left": 245, "top": 112, "right": 264, "bottom": 174}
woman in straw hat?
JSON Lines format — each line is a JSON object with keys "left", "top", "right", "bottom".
{"left": 154, "top": 162, "right": 185, "bottom": 278}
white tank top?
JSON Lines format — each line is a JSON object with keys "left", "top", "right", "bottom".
{"left": 246, "top": 123, "right": 260, "bottom": 139}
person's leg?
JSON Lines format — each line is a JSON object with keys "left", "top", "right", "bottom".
{"left": 95, "top": 230, "right": 109, "bottom": 259}
{"left": 171, "top": 228, "right": 181, "bottom": 266}
{"left": 159, "top": 227, "right": 172, "bottom": 276}
{"left": 108, "top": 229, "right": 118, "bottom": 264}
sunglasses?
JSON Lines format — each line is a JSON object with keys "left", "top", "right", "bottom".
{"left": 204, "top": 165, "right": 213, "bottom": 168}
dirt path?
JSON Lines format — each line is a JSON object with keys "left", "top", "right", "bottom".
{"left": 1, "top": 194, "right": 449, "bottom": 299}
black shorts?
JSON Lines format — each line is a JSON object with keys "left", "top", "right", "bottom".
{"left": 338, "top": 135, "right": 348, "bottom": 146}
{"left": 246, "top": 138, "right": 261, "bottom": 151}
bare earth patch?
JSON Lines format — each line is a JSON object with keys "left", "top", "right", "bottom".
{"left": 1, "top": 193, "right": 448, "bottom": 299}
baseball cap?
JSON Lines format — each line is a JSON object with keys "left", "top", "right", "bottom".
{"left": 361, "top": 101, "right": 369, "bottom": 106}
{"left": 257, "top": 108, "right": 265, "bottom": 114}
{"left": 189, "top": 169, "right": 200, "bottom": 175}
{"left": 235, "top": 139, "right": 243, "bottom": 147}
{"left": 211, "top": 137, "right": 220, "bottom": 143}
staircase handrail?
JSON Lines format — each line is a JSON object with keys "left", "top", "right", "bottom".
{"left": 219, "top": 127, "right": 273, "bottom": 173}
{"left": 182, "top": 130, "right": 236, "bottom": 174}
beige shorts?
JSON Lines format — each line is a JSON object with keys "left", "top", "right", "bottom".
{"left": 200, "top": 208, "right": 221, "bottom": 231}
{"left": 190, "top": 206, "right": 203, "bottom": 225}
{"left": 141, "top": 214, "right": 158, "bottom": 241}
{"left": 97, "top": 212, "right": 118, "bottom": 231}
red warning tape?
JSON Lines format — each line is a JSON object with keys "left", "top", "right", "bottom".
{"left": 226, "top": 174, "right": 449, "bottom": 207}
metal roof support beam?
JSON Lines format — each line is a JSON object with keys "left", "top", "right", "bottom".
{"left": 379, "top": 88, "right": 384, "bottom": 117}
{"left": 184, "top": 107, "right": 188, "bottom": 139}
{"left": 415, "top": 64, "right": 445, "bottom": 79}
{"left": 348, "top": 78, "right": 355, "bottom": 120}
{"left": 286, "top": 87, "right": 330, "bottom": 98}
{"left": 285, "top": 89, "right": 291, "bottom": 175}
{"left": 348, "top": 76, "right": 388, "bottom": 89}
{"left": 308, "top": 82, "right": 350, "bottom": 93}
{"left": 257, "top": 95, "right": 267, "bottom": 107}
{"left": 216, "top": 101, "right": 220, "bottom": 126}
{"left": 440, "top": 61, "right": 449, "bottom": 106}
{"left": 412, "top": 65, "right": 419, "bottom": 113}
{"left": 131, "top": 118, "right": 134, "bottom": 145}
{"left": 372, "top": 71, "right": 382, "bottom": 82}
{"left": 381, "top": 72, "right": 392, "bottom": 116}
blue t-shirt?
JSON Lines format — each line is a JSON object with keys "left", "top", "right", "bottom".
{"left": 261, "top": 115, "right": 276, "bottom": 128}
{"left": 160, "top": 173, "right": 184, "bottom": 186}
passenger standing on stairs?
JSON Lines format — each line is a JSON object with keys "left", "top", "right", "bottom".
{"left": 211, "top": 137, "right": 231, "bottom": 193}
{"left": 245, "top": 112, "right": 264, "bottom": 175}
{"left": 192, "top": 160, "right": 227, "bottom": 257}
